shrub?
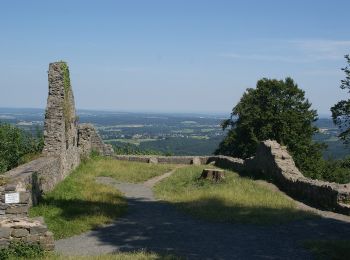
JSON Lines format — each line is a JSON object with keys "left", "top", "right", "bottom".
{"left": 0, "top": 241, "right": 45, "bottom": 259}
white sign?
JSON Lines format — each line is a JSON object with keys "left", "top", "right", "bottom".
{"left": 5, "top": 193, "right": 20, "bottom": 204}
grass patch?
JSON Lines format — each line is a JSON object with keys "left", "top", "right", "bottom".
{"left": 303, "top": 240, "right": 350, "bottom": 260}
{"left": 42, "top": 250, "right": 181, "bottom": 260}
{"left": 30, "top": 157, "right": 173, "bottom": 239}
{"left": 85, "top": 157, "right": 174, "bottom": 183}
{"left": 154, "top": 165, "right": 315, "bottom": 225}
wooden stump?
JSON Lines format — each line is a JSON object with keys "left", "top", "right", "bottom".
{"left": 199, "top": 169, "right": 225, "bottom": 182}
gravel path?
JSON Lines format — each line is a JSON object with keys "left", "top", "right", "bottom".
{"left": 55, "top": 169, "right": 350, "bottom": 259}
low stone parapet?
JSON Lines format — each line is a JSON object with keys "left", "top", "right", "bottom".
{"left": 112, "top": 143, "right": 350, "bottom": 215}
{"left": 0, "top": 216, "right": 54, "bottom": 250}
{"left": 0, "top": 156, "right": 61, "bottom": 217}
{"left": 245, "top": 140, "right": 350, "bottom": 214}
{"left": 112, "top": 155, "right": 214, "bottom": 165}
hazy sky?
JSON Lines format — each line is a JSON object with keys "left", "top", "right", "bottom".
{"left": 0, "top": 0, "right": 349, "bottom": 115}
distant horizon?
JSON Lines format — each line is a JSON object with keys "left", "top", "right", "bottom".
{"left": 0, "top": 106, "right": 333, "bottom": 119}
{"left": 0, "top": 1, "right": 349, "bottom": 117}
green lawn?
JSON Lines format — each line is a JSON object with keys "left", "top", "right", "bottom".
{"left": 303, "top": 240, "right": 350, "bottom": 260}
{"left": 29, "top": 157, "right": 174, "bottom": 239}
{"left": 154, "top": 165, "right": 315, "bottom": 225}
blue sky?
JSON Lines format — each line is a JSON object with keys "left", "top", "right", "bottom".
{"left": 0, "top": 0, "right": 349, "bottom": 115}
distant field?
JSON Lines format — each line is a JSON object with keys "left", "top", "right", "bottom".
{"left": 105, "top": 138, "right": 157, "bottom": 146}
{"left": 1, "top": 108, "right": 349, "bottom": 159}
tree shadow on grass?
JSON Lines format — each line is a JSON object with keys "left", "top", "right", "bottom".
{"left": 36, "top": 191, "right": 127, "bottom": 220}
{"left": 55, "top": 195, "right": 350, "bottom": 259}
{"left": 30, "top": 194, "right": 128, "bottom": 239}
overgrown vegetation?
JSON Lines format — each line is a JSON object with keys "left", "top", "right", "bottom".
{"left": 0, "top": 244, "right": 180, "bottom": 260}
{"left": 331, "top": 54, "right": 350, "bottom": 144}
{"left": 0, "top": 241, "right": 45, "bottom": 259}
{"left": 60, "top": 62, "right": 73, "bottom": 133}
{"left": 154, "top": 165, "right": 315, "bottom": 225}
{"left": 216, "top": 77, "right": 350, "bottom": 183}
{"left": 303, "top": 240, "right": 350, "bottom": 260}
{"left": 29, "top": 156, "right": 173, "bottom": 239}
{"left": 0, "top": 122, "right": 43, "bottom": 173}
{"left": 42, "top": 250, "right": 181, "bottom": 260}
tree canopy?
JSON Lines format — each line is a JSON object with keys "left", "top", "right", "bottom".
{"left": 331, "top": 54, "right": 350, "bottom": 144}
{"left": 0, "top": 123, "right": 43, "bottom": 173}
{"left": 216, "top": 77, "right": 324, "bottom": 174}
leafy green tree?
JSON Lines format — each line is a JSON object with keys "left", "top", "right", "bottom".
{"left": 0, "top": 123, "right": 43, "bottom": 173}
{"left": 331, "top": 54, "right": 350, "bottom": 144}
{"left": 216, "top": 77, "right": 324, "bottom": 175}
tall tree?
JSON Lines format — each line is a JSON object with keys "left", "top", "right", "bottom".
{"left": 216, "top": 77, "right": 324, "bottom": 174}
{"left": 331, "top": 54, "right": 350, "bottom": 144}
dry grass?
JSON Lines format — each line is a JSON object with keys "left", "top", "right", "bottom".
{"left": 86, "top": 157, "right": 174, "bottom": 183}
{"left": 154, "top": 165, "right": 316, "bottom": 225}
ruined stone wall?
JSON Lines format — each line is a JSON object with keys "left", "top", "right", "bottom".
{"left": 0, "top": 62, "right": 111, "bottom": 219}
{"left": 43, "top": 62, "right": 80, "bottom": 179}
{"left": 111, "top": 143, "right": 350, "bottom": 215}
{"left": 78, "top": 124, "right": 114, "bottom": 157}
{"left": 245, "top": 140, "right": 350, "bottom": 214}
{"left": 112, "top": 155, "right": 211, "bottom": 165}
{"left": 0, "top": 157, "right": 61, "bottom": 217}
{"left": 0, "top": 216, "right": 54, "bottom": 250}
{"left": 0, "top": 61, "right": 112, "bottom": 250}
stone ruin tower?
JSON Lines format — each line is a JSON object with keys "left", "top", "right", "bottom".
{"left": 42, "top": 62, "right": 80, "bottom": 176}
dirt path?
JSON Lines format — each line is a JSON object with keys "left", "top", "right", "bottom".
{"left": 144, "top": 166, "right": 183, "bottom": 188}
{"left": 55, "top": 170, "right": 350, "bottom": 259}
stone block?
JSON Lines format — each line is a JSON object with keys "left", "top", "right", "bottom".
{"left": 6, "top": 205, "right": 28, "bottom": 215}
{"left": 191, "top": 157, "right": 201, "bottom": 165}
{"left": 5, "top": 185, "right": 16, "bottom": 192}
{"left": 0, "top": 203, "right": 9, "bottom": 210}
{"left": 25, "top": 234, "right": 40, "bottom": 244}
{"left": 39, "top": 233, "right": 55, "bottom": 250}
{"left": 30, "top": 226, "right": 48, "bottom": 235}
{"left": 12, "top": 228, "right": 29, "bottom": 238}
{"left": 0, "top": 227, "right": 12, "bottom": 239}
{"left": 19, "top": 192, "right": 30, "bottom": 203}
{"left": 148, "top": 157, "right": 158, "bottom": 164}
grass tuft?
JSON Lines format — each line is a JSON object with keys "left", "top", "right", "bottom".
{"left": 154, "top": 165, "right": 315, "bottom": 225}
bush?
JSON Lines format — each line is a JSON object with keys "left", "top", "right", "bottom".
{"left": 0, "top": 241, "right": 45, "bottom": 259}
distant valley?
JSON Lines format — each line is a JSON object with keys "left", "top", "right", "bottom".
{"left": 0, "top": 108, "right": 348, "bottom": 158}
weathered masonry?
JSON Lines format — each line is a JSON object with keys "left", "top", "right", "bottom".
{"left": 0, "top": 62, "right": 112, "bottom": 249}
{"left": 113, "top": 141, "right": 350, "bottom": 215}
